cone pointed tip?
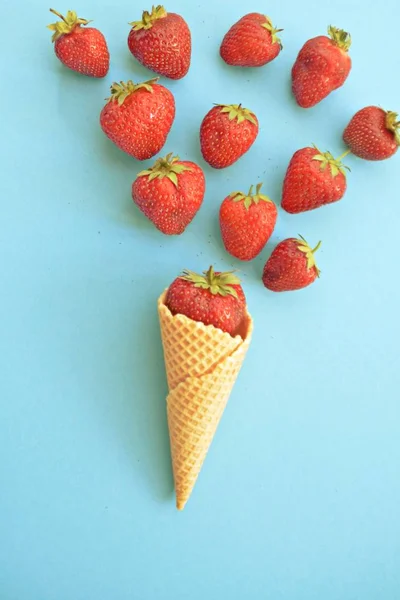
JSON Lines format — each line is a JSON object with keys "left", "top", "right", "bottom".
{"left": 176, "top": 499, "right": 186, "bottom": 510}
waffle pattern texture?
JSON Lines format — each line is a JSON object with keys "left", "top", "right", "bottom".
{"left": 158, "top": 291, "right": 253, "bottom": 510}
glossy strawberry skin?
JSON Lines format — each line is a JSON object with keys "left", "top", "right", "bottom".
{"left": 132, "top": 162, "right": 205, "bottom": 235}
{"left": 128, "top": 13, "right": 191, "bottom": 79}
{"left": 292, "top": 36, "right": 351, "bottom": 108}
{"left": 220, "top": 196, "right": 277, "bottom": 260}
{"left": 100, "top": 84, "right": 175, "bottom": 160}
{"left": 282, "top": 147, "right": 347, "bottom": 213}
{"left": 220, "top": 13, "right": 281, "bottom": 67}
{"left": 165, "top": 276, "right": 246, "bottom": 334}
{"left": 200, "top": 107, "right": 259, "bottom": 169}
{"left": 343, "top": 106, "right": 398, "bottom": 160}
{"left": 262, "top": 239, "right": 319, "bottom": 292}
{"left": 54, "top": 26, "right": 109, "bottom": 77}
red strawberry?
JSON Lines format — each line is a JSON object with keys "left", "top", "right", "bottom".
{"left": 47, "top": 9, "right": 109, "bottom": 78}
{"left": 292, "top": 26, "right": 351, "bottom": 108}
{"left": 220, "top": 184, "right": 277, "bottom": 261}
{"left": 343, "top": 106, "right": 400, "bottom": 161}
{"left": 128, "top": 5, "right": 191, "bottom": 80}
{"left": 200, "top": 104, "right": 259, "bottom": 169}
{"left": 220, "top": 13, "right": 282, "bottom": 67}
{"left": 100, "top": 79, "right": 175, "bottom": 160}
{"left": 263, "top": 236, "right": 321, "bottom": 292}
{"left": 281, "top": 147, "right": 350, "bottom": 213}
{"left": 165, "top": 266, "right": 246, "bottom": 335}
{"left": 132, "top": 153, "right": 205, "bottom": 235}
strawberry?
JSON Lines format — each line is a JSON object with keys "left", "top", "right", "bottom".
{"left": 200, "top": 104, "right": 259, "bottom": 169}
{"left": 100, "top": 79, "right": 175, "bottom": 160}
{"left": 343, "top": 106, "right": 400, "bottom": 161}
{"left": 220, "top": 184, "right": 277, "bottom": 261}
{"left": 128, "top": 5, "right": 191, "bottom": 80}
{"left": 132, "top": 153, "right": 205, "bottom": 235}
{"left": 262, "top": 237, "right": 321, "bottom": 292}
{"left": 292, "top": 26, "right": 351, "bottom": 108}
{"left": 281, "top": 147, "right": 350, "bottom": 214}
{"left": 165, "top": 266, "right": 246, "bottom": 335}
{"left": 220, "top": 13, "right": 282, "bottom": 67}
{"left": 47, "top": 9, "right": 109, "bottom": 78}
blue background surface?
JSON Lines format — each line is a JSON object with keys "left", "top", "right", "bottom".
{"left": 1, "top": 1, "right": 399, "bottom": 598}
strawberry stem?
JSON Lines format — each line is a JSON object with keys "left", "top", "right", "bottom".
{"left": 328, "top": 26, "right": 351, "bottom": 51}
{"left": 216, "top": 104, "right": 257, "bottom": 126}
{"left": 180, "top": 267, "right": 241, "bottom": 298}
{"left": 336, "top": 149, "right": 351, "bottom": 161}
{"left": 106, "top": 78, "right": 159, "bottom": 105}
{"left": 49, "top": 8, "right": 67, "bottom": 23}
{"left": 312, "top": 148, "right": 350, "bottom": 177}
{"left": 230, "top": 182, "right": 273, "bottom": 209}
{"left": 262, "top": 18, "right": 283, "bottom": 46}
{"left": 297, "top": 236, "right": 322, "bottom": 276}
{"left": 129, "top": 5, "right": 167, "bottom": 31}
{"left": 386, "top": 111, "right": 400, "bottom": 146}
{"left": 137, "top": 153, "right": 192, "bottom": 188}
{"left": 47, "top": 10, "right": 91, "bottom": 40}
{"left": 312, "top": 241, "right": 322, "bottom": 254}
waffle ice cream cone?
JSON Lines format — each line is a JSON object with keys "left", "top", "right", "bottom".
{"left": 158, "top": 291, "right": 253, "bottom": 510}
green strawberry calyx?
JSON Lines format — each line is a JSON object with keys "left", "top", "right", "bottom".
{"left": 129, "top": 5, "right": 167, "bottom": 31}
{"left": 137, "top": 153, "right": 192, "bottom": 188}
{"left": 312, "top": 146, "right": 351, "bottom": 178}
{"left": 47, "top": 9, "right": 91, "bottom": 42}
{"left": 296, "top": 236, "right": 321, "bottom": 277}
{"left": 386, "top": 111, "right": 400, "bottom": 146}
{"left": 179, "top": 266, "right": 241, "bottom": 299}
{"left": 230, "top": 183, "right": 274, "bottom": 210}
{"left": 262, "top": 17, "right": 283, "bottom": 48}
{"left": 328, "top": 26, "right": 351, "bottom": 51}
{"left": 106, "top": 78, "right": 159, "bottom": 105}
{"left": 215, "top": 104, "right": 257, "bottom": 126}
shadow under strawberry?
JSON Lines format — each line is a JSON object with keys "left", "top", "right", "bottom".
{"left": 121, "top": 50, "right": 184, "bottom": 94}
{"left": 117, "top": 192, "right": 157, "bottom": 232}
{"left": 217, "top": 48, "right": 288, "bottom": 108}
{"left": 95, "top": 124, "right": 139, "bottom": 170}
{"left": 182, "top": 117, "right": 208, "bottom": 167}
{"left": 219, "top": 54, "right": 283, "bottom": 84}
{"left": 122, "top": 49, "right": 159, "bottom": 82}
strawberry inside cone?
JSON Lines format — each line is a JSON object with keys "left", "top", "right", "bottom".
{"left": 165, "top": 266, "right": 246, "bottom": 336}
{"left": 159, "top": 271, "right": 253, "bottom": 510}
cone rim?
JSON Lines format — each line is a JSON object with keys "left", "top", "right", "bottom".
{"left": 158, "top": 290, "right": 253, "bottom": 343}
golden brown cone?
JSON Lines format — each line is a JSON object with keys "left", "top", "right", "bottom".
{"left": 158, "top": 291, "right": 253, "bottom": 510}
